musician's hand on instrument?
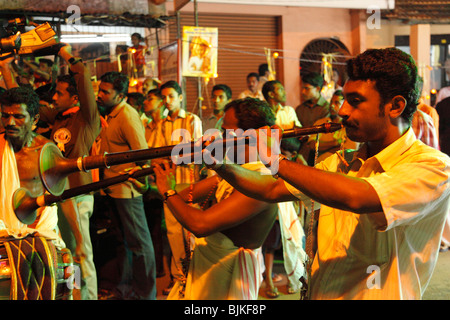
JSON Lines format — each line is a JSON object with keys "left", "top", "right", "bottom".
{"left": 255, "top": 125, "right": 283, "bottom": 172}
{"left": 154, "top": 161, "right": 177, "bottom": 194}
{"left": 73, "top": 244, "right": 87, "bottom": 280}
{"left": 73, "top": 245, "right": 91, "bottom": 281}
{"left": 124, "top": 166, "right": 149, "bottom": 194}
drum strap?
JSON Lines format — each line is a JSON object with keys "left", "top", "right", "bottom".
{"left": 4, "top": 236, "right": 57, "bottom": 300}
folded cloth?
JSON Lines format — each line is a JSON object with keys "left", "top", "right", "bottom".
{"left": 168, "top": 232, "right": 262, "bottom": 300}
{"left": 167, "top": 162, "right": 269, "bottom": 300}
{"left": 277, "top": 201, "right": 307, "bottom": 292}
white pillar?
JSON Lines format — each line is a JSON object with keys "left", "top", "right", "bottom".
{"left": 410, "top": 24, "right": 431, "bottom": 105}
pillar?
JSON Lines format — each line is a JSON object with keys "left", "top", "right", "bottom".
{"left": 410, "top": 24, "right": 431, "bottom": 104}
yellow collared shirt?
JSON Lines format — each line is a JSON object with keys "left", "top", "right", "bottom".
{"left": 286, "top": 128, "right": 450, "bottom": 299}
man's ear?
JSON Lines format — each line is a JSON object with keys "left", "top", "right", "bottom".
{"left": 72, "top": 94, "right": 79, "bottom": 105}
{"left": 268, "top": 91, "right": 275, "bottom": 100}
{"left": 389, "top": 95, "right": 407, "bottom": 119}
{"left": 117, "top": 92, "right": 126, "bottom": 102}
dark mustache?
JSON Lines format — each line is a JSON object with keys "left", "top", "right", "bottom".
{"left": 341, "top": 120, "right": 355, "bottom": 128}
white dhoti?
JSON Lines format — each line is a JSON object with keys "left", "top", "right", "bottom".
{"left": 168, "top": 232, "right": 262, "bottom": 300}
{"left": 277, "top": 201, "right": 307, "bottom": 292}
{"left": 168, "top": 161, "right": 270, "bottom": 300}
{"left": 0, "top": 136, "right": 64, "bottom": 249}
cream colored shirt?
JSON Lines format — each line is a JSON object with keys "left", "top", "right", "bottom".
{"left": 99, "top": 100, "right": 148, "bottom": 199}
{"left": 161, "top": 108, "right": 203, "bottom": 185}
{"left": 141, "top": 113, "right": 165, "bottom": 148}
{"left": 275, "top": 104, "right": 302, "bottom": 130}
{"left": 286, "top": 128, "right": 450, "bottom": 299}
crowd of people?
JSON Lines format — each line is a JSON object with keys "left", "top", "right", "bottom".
{"left": 0, "top": 40, "right": 449, "bottom": 301}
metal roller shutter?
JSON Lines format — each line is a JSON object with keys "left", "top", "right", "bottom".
{"left": 167, "top": 13, "right": 280, "bottom": 119}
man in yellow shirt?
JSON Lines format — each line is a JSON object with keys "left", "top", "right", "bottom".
{"left": 207, "top": 48, "right": 450, "bottom": 300}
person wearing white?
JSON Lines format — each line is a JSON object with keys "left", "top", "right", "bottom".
{"left": 238, "top": 72, "right": 264, "bottom": 101}
{"left": 261, "top": 80, "right": 306, "bottom": 296}
{"left": 0, "top": 87, "right": 64, "bottom": 248}
{"left": 153, "top": 98, "right": 282, "bottom": 299}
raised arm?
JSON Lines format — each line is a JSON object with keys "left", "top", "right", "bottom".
{"left": 0, "top": 56, "right": 19, "bottom": 89}
{"left": 58, "top": 44, "right": 100, "bottom": 134}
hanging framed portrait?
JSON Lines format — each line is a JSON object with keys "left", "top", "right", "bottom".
{"left": 182, "top": 26, "right": 218, "bottom": 78}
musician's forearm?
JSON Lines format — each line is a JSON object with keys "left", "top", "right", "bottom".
{"left": 165, "top": 194, "right": 210, "bottom": 237}
{"left": 276, "top": 158, "right": 382, "bottom": 214}
{"left": 215, "top": 163, "right": 294, "bottom": 202}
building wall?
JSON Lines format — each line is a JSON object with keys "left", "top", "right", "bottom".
{"left": 366, "top": 21, "right": 450, "bottom": 99}
{"left": 171, "top": 2, "right": 355, "bottom": 108}
{"left": 366, "top": 21, "right": 450, "bottom": 49}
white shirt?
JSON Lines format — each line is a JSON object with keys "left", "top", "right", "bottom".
{"left": 161, "top": 108, "right": 203, "bottom": 184}
{"left": 286, "top": 128, "right": 450, "bottom": 299}
{"left": 275, "top": 104, "right": 301, "bottom": 130}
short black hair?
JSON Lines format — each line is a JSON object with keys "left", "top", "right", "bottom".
{"left": 247, "top": 72, "right": 259, "bottom": 81}
{"left": 100, "top": 71, "right": 129, "bottom": 95}
{"left": 262, "top": 80, "right": 282, "bottom": 101}
{"left": 147, "top": 89, "right": 163, "bottom": 100}
{"left": 35, "top": 83, "right": 55, "bottom": 104}
{"left": 258, "top": 63, "right": 269, "bottom": 76}
{"left": 57, "top": 74, "right": 78, "bottom": 97}
{"left": 0, "top": 86, "right": 40, "bottom": 118}
{"left": 301, "top": 72, "right": 324, "bottom": 89}
{"left": 127, "top": 92, "right": 145, "bottom": 107}
{"left": 224, "top": 97, "right": 275, "bottom": 130}
{"left": 281, "top": 137, "right": 301, "bottom": 154}
{"left": 131, "top": 32, "right": 143, "bottom": 41}
{"left": 346, "top": 47, "right": 420, "bottom": 123}
{"left": 212, "top": 84, "right": 232, "bottom": 100}
{"left": 160, "top": 80, "right": 182, "bottom": 95}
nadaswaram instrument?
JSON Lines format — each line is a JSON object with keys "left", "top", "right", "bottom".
{"left": 14, "top": 122, "right": 342, "bottom": 224}
{"left": 14, "top": 165, "right": 155, "bottom": 225}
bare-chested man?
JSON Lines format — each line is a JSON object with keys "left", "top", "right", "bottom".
{"left": 0, "top": 86, "right": 62, "bottom": 243}
{"left": 154, "top": 97, "right": 278, "bottom": 300}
